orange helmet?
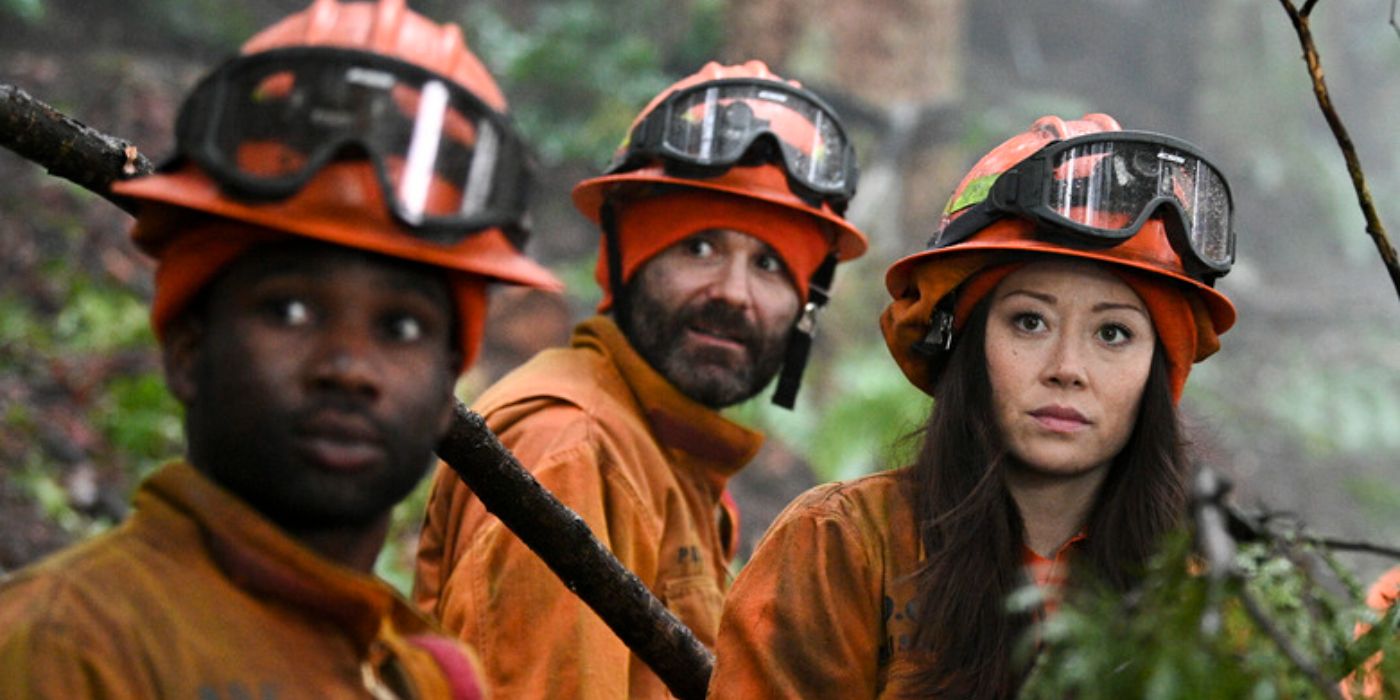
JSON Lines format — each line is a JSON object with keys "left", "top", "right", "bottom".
{"left": 112, "top": 0, "right": 561, "bottom": 370}
{"left": 881, "top": 114, "right": 1237, "bottom": 401}
{"left": 572, "top": 60, "right": 868, "bottom": 304}
{"left": 571, "top": 61, "right": 869, "bottom": 408}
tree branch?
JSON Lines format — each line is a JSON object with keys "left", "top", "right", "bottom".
{"left": 437, "top": 405, "right": 713, "bottom": 699}
{"left": 1238, "top": 585, "right": 1343, "bottom": 699}
{"left": 1277, "top": 0, "right": 1400, "bottom": 304}
{"left": 0, "top": 81, "right": 152, "bottom": 213}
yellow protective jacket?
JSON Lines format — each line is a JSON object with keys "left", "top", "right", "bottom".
{"left": 414, "top": 316, "right": 764, "bottom": 699}
{"left": 707, "top": 470, "right": 1079, "bottom": 699}
{"left": 0, "top": 462, "right": 485, "bottom": 700}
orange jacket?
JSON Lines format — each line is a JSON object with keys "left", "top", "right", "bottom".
{"left": 707, "top": 470, "right": 1079, "bottom": 699}
{"left": 0, "top": 463, "right": 485, "bottom": 700}
{"left": 414, "top": 316, "right": 764, "bottom": 699}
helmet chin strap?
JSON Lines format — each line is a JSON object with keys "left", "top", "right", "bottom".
{"left": 601, "top": 202, "right": 632, "bottom": 334}
{"left": 771, "top": 253, "right": 837, "bottom": 409}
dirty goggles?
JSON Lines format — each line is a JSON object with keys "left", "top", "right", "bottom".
{"left": 609, "top": 78, "right": 858, "bottom": 207}
{"left": 935, "top": 131, "right": 1235, "bottom": 284}
{"left": 175, "top": 47, "right": 532, "bottom": 245}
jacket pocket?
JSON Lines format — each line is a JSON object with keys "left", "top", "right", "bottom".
{"left": 659, "top": 574, "right": 725, "bottom": 646}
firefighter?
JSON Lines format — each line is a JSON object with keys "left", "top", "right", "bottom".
{"left": 413, "top": 61, "right": 868, "bottom": 698}
{"left": 709, "top": 113, "right": 1239, "bottom": 698}
{"left": 0, "top": 1, "right": 559, "bottom": 696}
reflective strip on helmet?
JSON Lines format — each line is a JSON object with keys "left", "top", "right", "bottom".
{"left": 947, "top": 173, "right": 999, "bottom": 215}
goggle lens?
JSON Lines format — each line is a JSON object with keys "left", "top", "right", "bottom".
{"left": 621, "top": 79, "right": 856, "bottom": 203}
{"left": 1045, "top": 139, "right": 1233, "bottom": 268}
{"left": 180, "top": 48, "right": 529, "bottom": 242}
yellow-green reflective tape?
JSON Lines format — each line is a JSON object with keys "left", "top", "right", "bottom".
{"left": 946, "top": 173, "right": 999, "bottom": 215}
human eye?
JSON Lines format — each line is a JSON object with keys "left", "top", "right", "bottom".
{"left": 261, "top": 297, "right": 313, "bottom": 327}
{"left": 1011, "top": 312, "right": 1046, "bottom": 333}
{"left": 382, "top": 312, "right": 427, "bottom": 343}
{"left": 1096, "top": 322, "right": 1134, "bottom": 346}
{"left": 683, "top": 236, "right": 716, "bottom": 258}
{"left": 755, "top": 252, "right": 786, "bottom": 274}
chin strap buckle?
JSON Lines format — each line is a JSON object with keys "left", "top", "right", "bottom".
{"left": 912, "top": 307, "right": 956, "bottom": 357}
{"left": 772, "top": 254, "right": 838, "bottom": 410}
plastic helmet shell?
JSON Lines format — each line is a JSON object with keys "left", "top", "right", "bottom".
{"left": 571, "top": 60, "right": 868, "bottom": 267}
{"left": 111, "top": 0, "right": 558, "bottom": 291}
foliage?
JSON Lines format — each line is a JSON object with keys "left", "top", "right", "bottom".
{"left": 1022, "top": 532, "right": 1400, "bottom": 699}
{"left": 0, "top": 0, "right": 42, "bottom": 22}
{"left": 732, "top": 347, "right": 931, "bottom": 482}
{"left": 455, "top": 0, "right": 726, "bottom": 168}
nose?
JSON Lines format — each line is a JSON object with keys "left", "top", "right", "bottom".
{"left": 1041, "top": 333, "right": 1088, "bottom": 390}
{"left": 307, "top": 320, "right": 382, "bottom": 402}
{"left": 706, "top": 255, "right": 755, "bottom": 311}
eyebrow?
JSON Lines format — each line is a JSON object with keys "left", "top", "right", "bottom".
{"left": 1000, "top": 289, "right": 1150, "bottom": 319}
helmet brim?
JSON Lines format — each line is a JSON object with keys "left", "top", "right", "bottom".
{"left": 113, "top": 169, "right": 563, "bottom": 292}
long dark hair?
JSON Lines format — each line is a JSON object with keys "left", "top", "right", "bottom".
{"left": 899, "top": 295, "right": 1189, "bottom": 698}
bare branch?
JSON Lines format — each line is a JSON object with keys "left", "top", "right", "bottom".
{"left": 1302, "top": 0, "right": 1321, "bottom": 17}
{"left": 0, "top": 82, "right": 152, "bottom": 213}
{"left": 1307, "top": 536, "right": 1400, "bottom": 560}
{"left": 1276, "top": 0, "right": 1400, "bottom": 303}
{"left": 1238, "top": 586, "right": 1343, "bottom": 699}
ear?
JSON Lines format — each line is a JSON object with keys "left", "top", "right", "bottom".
{"left": 161, "top": 315, "right": 204, "bottom": 405}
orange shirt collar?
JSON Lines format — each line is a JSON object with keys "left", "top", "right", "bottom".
{"left": 138, "top": 462, "right": 433, "bottom": 648}
{"left": 572, "top": 316, "right": 765, "bottom": 489}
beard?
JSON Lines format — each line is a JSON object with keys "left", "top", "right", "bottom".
{"left": 622, "top": 282, "right": 792, "bottom": 409}
{"left": 185, "top": 346, "right": 444, "bottom": 535}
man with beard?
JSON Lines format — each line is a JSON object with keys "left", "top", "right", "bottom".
{"left": 413, "top": 61, "right": 868, "bottom": 699}
{"left": 0, "top": 1, "right": 560, "bottom": 697}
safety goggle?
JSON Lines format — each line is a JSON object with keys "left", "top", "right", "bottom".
{"left": 935, "top": 131, "right": 1235, "bottom": 284}
{"left": 609, "top": 78, "right": 858, "bottom": 207}
{"left": 175, "top": 47, "right": 532, "bottom": 246}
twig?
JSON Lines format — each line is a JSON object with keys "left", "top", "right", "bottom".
{"left": 1392, "top": 0, "right": 1399, "bottom": 39}
{"left": 1238, "top": 585, "right": 1343, "bottom": 699}
{"left": 1192, "top": 467, "right": 1235, "bottom": 636}
{"left": 1277, "top": 0, "right": 1400, "bottom": 303}
{"left": 0, "top": 82, "right": 152, "bottom": 213}
{"left": 1302, "top": 0, "right": 1320, "bottom": 17}
{"left": 1307, "top": 536, "right": 1400, "bottom": 560}
{"left": 437, "top": 404, "right": 714, "bottom": 700}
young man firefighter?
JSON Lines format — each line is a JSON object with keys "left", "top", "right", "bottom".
{"left": 0, "top": 1, "right": 560, "bottom": 697}
{"left": 413, "top": 61, "right": 868, "bottom": 698}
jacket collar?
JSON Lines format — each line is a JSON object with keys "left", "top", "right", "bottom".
{"left": 138, "top": 463, "right": 432, "bottom": 648}
{"left": 574, "top": 316, "right": 765, "bottom": 488}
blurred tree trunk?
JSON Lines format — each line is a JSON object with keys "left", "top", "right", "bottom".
{"left": 724, "top": 0, "right": 966, "bottom": 256}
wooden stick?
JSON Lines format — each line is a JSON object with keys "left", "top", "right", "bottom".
{"left": 0, "top": 82, "right": 152, "bottom": 212}
{"left": 436, "top": 404, "right": 714, "bottom": 699}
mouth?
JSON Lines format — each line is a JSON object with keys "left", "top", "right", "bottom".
{"left": 295, "top": 411, "right": 386, "bottom": 473}
{"left": 684, "top": 321, "right": 750, "bottom": 354}
{"left": 1028, "top": 405, "right": 1093, "bottom": 433}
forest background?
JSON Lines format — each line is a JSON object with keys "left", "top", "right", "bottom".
{"left": 1, "top": 0, "right": 1396, "bottom": 603}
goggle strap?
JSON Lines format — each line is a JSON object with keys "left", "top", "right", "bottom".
{"left": 931, "top": 201, "right": 1003, "bottom": 250}
{"left": 771, "top": 253, "right": 838, "bottom": 410}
